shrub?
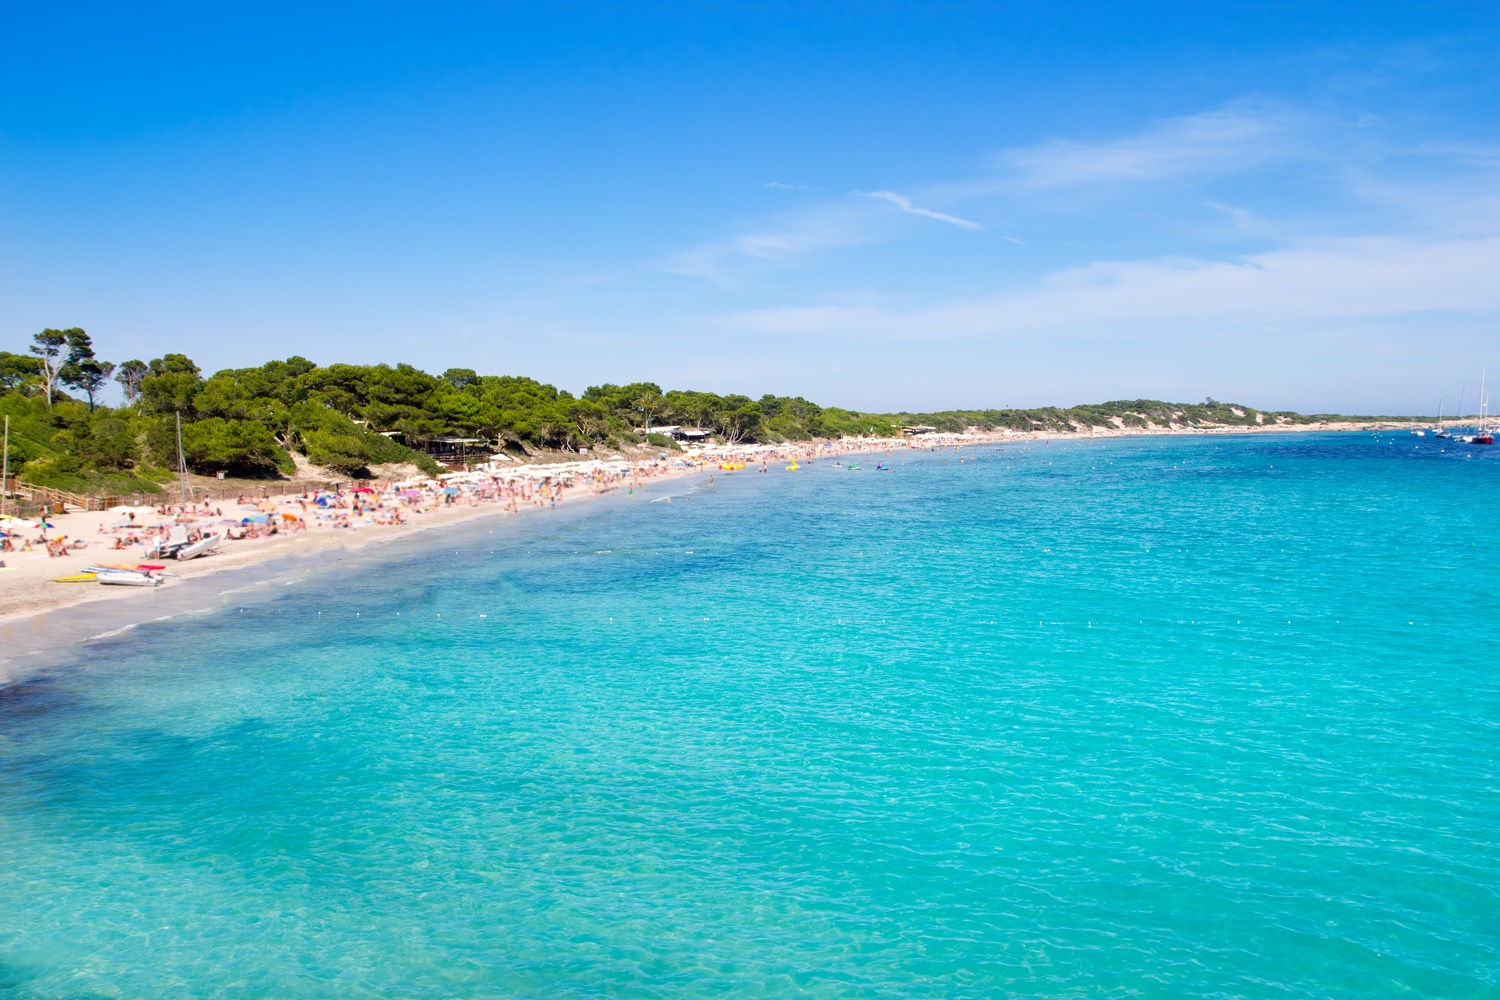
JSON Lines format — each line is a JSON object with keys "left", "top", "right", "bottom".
{"left": 172, "top": 417, "right": 286, "bottom": 475}
{"left": 302, "top": 428, "right": 373, "bottom": 474}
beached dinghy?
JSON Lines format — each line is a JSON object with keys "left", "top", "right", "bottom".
{"left": 95, "top": 568, "right": 167, "bottom": 587}
{"left": 173, "top": 533, "right": 222, "bottom": 561}
{"left": 86, "top": 563, "right": 170, "bottom": 586}
{"left": 148, "top": 527, "right": 223, "bottom": 561}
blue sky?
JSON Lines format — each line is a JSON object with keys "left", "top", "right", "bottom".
{"left": 2, "top": 2, "right": 1498, "bottom": 413}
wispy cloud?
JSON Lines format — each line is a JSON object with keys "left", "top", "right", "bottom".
{"left": 669, "top": 97, "right": 1499, "bottom": 320}
{"left": 661, "top": 202, "right": 879, "bottom": 280}
{"left": 663, "top": 187, "right": 991, "bottom": 279}
{"left": 994, "top": 104, "right": 1304, "bottom": 188}
{"left": 867, "top": 190, "right": 983, "bottom": 230}
{"left": 723, "top": 235, "right": 1500, "bottom": 337}
{"left": 765, "top": 181, "right": 809, "bottom": 190}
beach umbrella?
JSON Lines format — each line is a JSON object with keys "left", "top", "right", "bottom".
{"left": 442, "top": 487, "right": 460, "bottom": 495}
{"left": 351, "top": 487, "right": 375, "bottom": 494}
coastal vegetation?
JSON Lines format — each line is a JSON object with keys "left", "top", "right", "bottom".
{"left": 893, "top": 398, "right": 1321, "bottom": 433}
{"left": 1, "top": 328, "right": 1381, "bottom": 495}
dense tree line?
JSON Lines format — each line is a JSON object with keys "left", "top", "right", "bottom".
{"left": 0, "top": 330, "right": 896, "bottom": 492}
{"left": 2, "top": 327, "right": 1345, "bottom": 495}
{"left": 891, "top": 399, "right": 1317, "bottom": 433}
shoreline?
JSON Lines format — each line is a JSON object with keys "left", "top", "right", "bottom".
{"left": 0, "top": 423, "right": 1418, "bottom": 675}
{"left": 0, "top": 459, "right": 705, "bottom": 672}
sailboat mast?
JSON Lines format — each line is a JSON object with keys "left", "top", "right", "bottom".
{"left": 2, "top": 414, "right": 8, "bottom": 519}
{"left": 176, "top": 411, "right": 187, "bottom": 506}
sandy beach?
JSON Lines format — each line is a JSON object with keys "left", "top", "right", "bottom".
{"left": 0, "top": 421, "right": 1411, "bottom": 665}
{"left": 0, "top": 434, "right": 921, "bottom": 653}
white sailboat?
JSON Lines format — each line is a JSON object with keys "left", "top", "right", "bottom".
{"left": 1462, "top": 368, "right": 1493, "bottom": 445}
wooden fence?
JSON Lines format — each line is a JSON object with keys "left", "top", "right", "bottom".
{"left": 145, "top": 479, "right": 343, "bottom": 507}
{"left": 1, "top": 477, "right": 344, "bottom": 518}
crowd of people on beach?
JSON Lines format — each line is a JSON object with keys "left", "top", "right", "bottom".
{"left": 1, "top": 434, "right": 986, "bottom": 575}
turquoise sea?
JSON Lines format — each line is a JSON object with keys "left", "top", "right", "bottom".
{"left": 2, "top": 432, "right": 1498, "bottom": 998}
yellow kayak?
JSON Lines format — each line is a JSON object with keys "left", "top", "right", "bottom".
{"left": 54, "top": 572, "right": 99, "bottom": 584}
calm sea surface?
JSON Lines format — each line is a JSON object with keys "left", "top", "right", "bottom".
{"left": 2, "top": 433, "right": 1497, "bottom": 998}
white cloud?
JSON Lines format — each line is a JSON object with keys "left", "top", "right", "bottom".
{"left": 993, "top": 105, "right": 1303, "bottom": 188}
{"left": 661, "top": 203, "right": 879, "bottom": 279}
{"left": 866, "top": 190, "right": 983, "bottom": 230}
{"left": 668, "top": 97, "right": 1500, "bottom": 339}
{"left": 668, "top": 103, "right": 1315, "bottom": 281}
{"left": 723, "top": 235, "right": 1500, "bottom": 338}
{"left": 664, "top": 188, "right": 993, "bottom": 280}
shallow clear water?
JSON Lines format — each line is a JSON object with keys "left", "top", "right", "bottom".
{"left": 2, "top": 433, "right": 1498, "bottom": 998}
